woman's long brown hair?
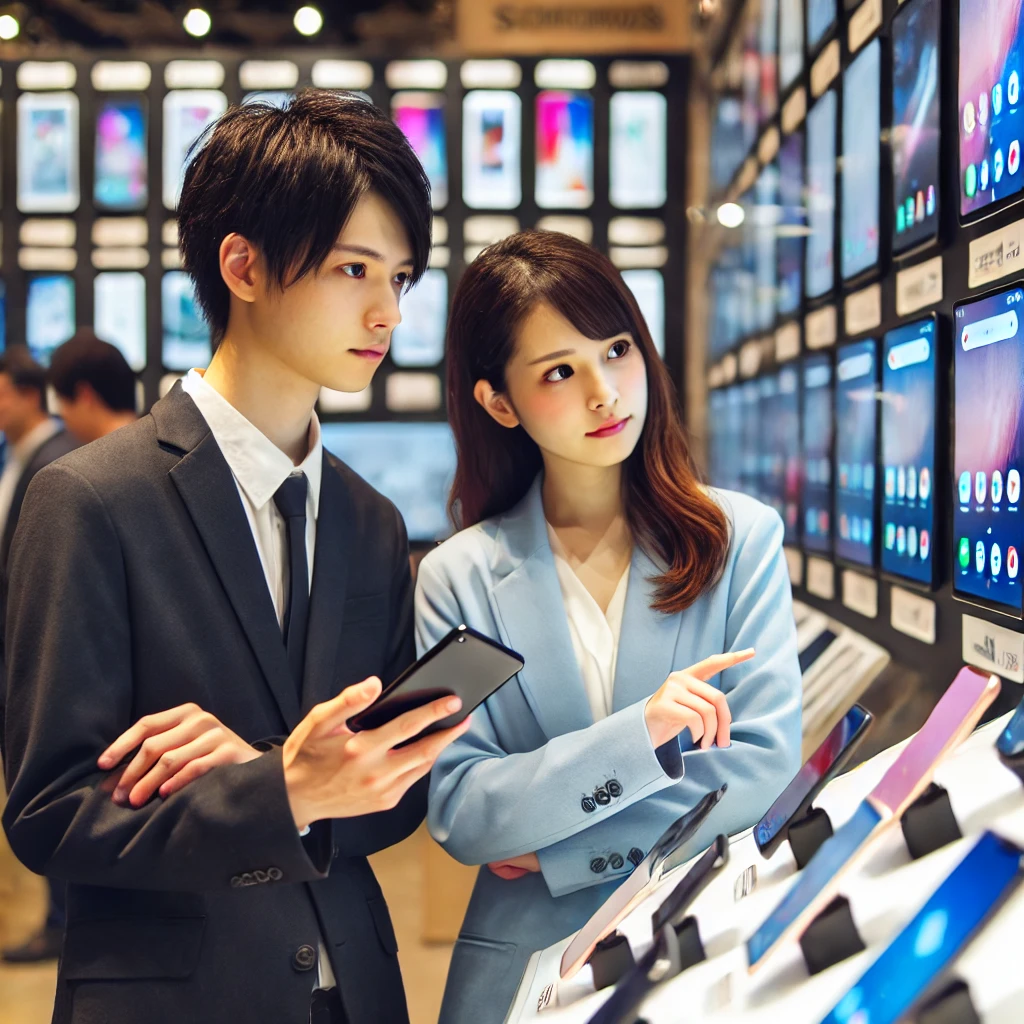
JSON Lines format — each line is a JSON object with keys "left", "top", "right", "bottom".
{"left": 445, "top": 230, "right": 730, "bottom": 614}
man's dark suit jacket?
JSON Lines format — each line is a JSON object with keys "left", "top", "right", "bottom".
{"left": 2, "top": 384, "right": 423, "bottom": 1024}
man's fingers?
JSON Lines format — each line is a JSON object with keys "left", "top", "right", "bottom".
{"left": 684, "top": 649, "right": 755, "bottom": 683}
{"left": 98, "top": 704, "right": 195, "bottom": 769}
{"left": 157, "top": 753, "right": 220, "bottom": 799}
{"left": 126, "top": 733, "right": 217, "bottom": 807}
{"left": 113, "top": 721, "right": 200, "bottom": 802}
{"left": 313, "top": 678, "right": 384, "bottom": 737}
{"left": 375, "top": 694, "right": 464, "bottom": 750}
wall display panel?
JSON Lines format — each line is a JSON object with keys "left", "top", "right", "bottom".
{"left": 778, "top": 364, "right": 800, "bottom": 544}
{"left": 841, "top": 39, "right": 882, "bottom": 282}
{"left": 710, "top": 95, "right": 746, "bottom": 195}
{"left": 806, "top": 90, "right": 837, "bottom": 300}
{"left": 881, "top": 316, "right": 937, "bottom": 586}
{"left": 741, "top": 3, "right": 761, "bottom": 151}
{"left": 26, "top": 275, "right": 75, "bottom": 366}
{"left": 958, "top": 0, "right": 1024, "bottom": 219}
{"left": 319, "top": 422, "right": 455, "bottom": 542}
{"left": 392, "top": 91, "right": 448, "bottom": 210}
{"left": 17, "top": 92, "right": 79, "bottom": 214}
{"left": 95, "top": 272, "right": 146, "bottom": 371}
{"left": 891, "top": 0, "right": 940, "bottom": 255}
{"left": 808, "top": 0, "right": 837, "bottom": 52}
{"left": 758, "top": 374, "right": 780, "bottom": 510}
{"left": 94, "top": 97, "right": 148, "bottom": 211}
{"left": 722, "top": 386, "right": 744, "bottom": 491}
{"left": 779, "top": 0, "right": 804, "bottom": 95}
{"left": 777, "top": 132, "right": 805, "bottom": 318}
{"left": 759, "top": 0, "right": 780, "bottom": 123}
{"left": 162, "top": 89, "right": 228, "bottom": 209}
{"left": 609, "top": 92, "right": 667, "bottom": 210}
{"left": 709, "top": 388, "right": 729, "bottom": 487}
{"left": 391, "top": 268, "right": 447, "bottom": 367}
{"left": 738, "top": 187, "right": 758, "bottom": 338}
{"left": 802, "top": 353, "right": 834, "bottom": 554}
{"left": 740, "top": 380, "right": 762, "bottom": 500}
{"left": 535, "top": 91, "right": 594, "bottom": 209}
{"left": 953, "top": 284, "right": 1024, "bottom": 614}
{"left": 462, "top": 90, "right": 522, "bottom": 210}
{"left": 755, "top": 164, "right": 779, "bottom": 332}
{"left": 621, "top": 269, "right": 664, "bottom": 357}
{"left": 162, "top": 271, "right": 211, "bottom": 371}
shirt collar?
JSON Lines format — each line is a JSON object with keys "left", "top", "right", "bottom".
{"left": 12, "top": 418, "right": 62, "bottom": 465}
{"left": 182, "top": 368, "right": 322, "bottom": 517}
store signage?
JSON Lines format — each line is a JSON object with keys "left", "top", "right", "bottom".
{"left": 891, "top": 587, "right": 936, "bottom": 645}
{"left": 782, "top": 88, "right": 807, "bottom": 134}
{"left": 807, "top": 558, "right": 835, "bottom": 600}
{"left": 849, "top": 0, "right": 883, "bottom": 55}
{"left": 775, "top": 322, "right": 801, "bottom": 362}
{"left": 896, "top": 255, "right": 943, "bottom": 316}
{"left": 845, "top": 283, "right": 882, "bottom": 336}
{"left": 811, "top": 39, "right": 840, "bottom": 98}
{"left": 842, "top": 571, "right": 878, "bottom": 619}
{"left": 805, "top": 305, "right": 837, "bottom": 349}
{"left": 968, "top": 216, "right": 1024, "bottom": 290}
{"left": 962, "top": 613, "right": 1024, "bottom": 684}
{"left": 784, "top": 548, "right": 803, "bottom": 588}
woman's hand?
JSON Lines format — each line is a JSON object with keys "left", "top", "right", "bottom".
{"left": 487, "top": 852, "right": 541, "bottom": 880}
{"left": 644, "top": 649, "right": 755, "bottom": 750}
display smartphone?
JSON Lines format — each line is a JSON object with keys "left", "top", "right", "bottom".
{"left": 776, "top": 366, "right": 800, "bottom": 543}
{"left": 348, "top": 625, "right": 522, "bottom": 736}
{"left": 808, "top": 0, "right": 837, "bottom": 52}
{"left": 892, "top": 0, "right": 940, "bottom": 254}
{"left": 17, "top": 92, "right": 79, "bottom": 213}
{"left": 798, "top": 628, "right": 838, "bottom": 674}
{"left": 801, "top": 354, "right": 834, "bottom": 554}
{"left": 392, "top": 92, "right": 448, "bottom": 210}
{"left": 162, "top": 271, "right": 211, "bottom": 371}
{"left": 754, "top": 704, "right": 872, "bottom": 858}
{"left": 818, "top": 830, "right": 1024, "bottom": 1024}
{"left": 609, "top": 91, "right": 667, "bottom": 210}
{"left": 805, "top": 90, "right": 837, "bottom": 300}
{"left": 841, "top": 39, "right": 881, "bottom": 282}
{"left": 535, "top": 90, "right": 594, "bottom": 209}
{"left": 747, "top": 666, "right": 1001, "bottom": 973}
{"left": 620, "top": 270, "right": 664, "bottom": 358}
{"left": 163, "top": 90, "right": 228, "bottom": 209}
{"left": 95, "top": 272, "right": 146, "bottom": 371}
{"left": 650, "top": 834, "right": 729, "bottom": 932}
{"left": 777, "top": 132, "right": 805, "bottom": 319}
{"left": 462, "top": 90, "right": 522, "bottom": 210}
{"left": 881, "top": 316, "right": 938, "bottom": 586}
{"left": 26, "top": 275, "right": 75, "bottom": 366}
{"left": 759, "top": 0, "right": 779, "bottom": 123}
{"left": 952, "top": 284, "right": 1024, "bottom": 614}
{"left": 755, "top": 164, "right": 779, "bottom": 332}
{"left": 740, "top": 380, "right": 761, "bottom": 501}
{"left": 958, "top": 0, "right": 1024, "bottom": 219}
{"left": 391, "top": 268, "right": 447, "bottom": 367}
{"left": 94, "top": 96, "right": 147, "bottom": 211}
{"left": 835, "top": 339, "right": 878, "bottom": 568}
{"left": 779, "top": 0, "right": 804, "bottom": 95}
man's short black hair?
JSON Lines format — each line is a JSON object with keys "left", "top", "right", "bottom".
{"left": 0, "top": 348, "right": 48, "bottom": 410}
{"left": 178, "top": 89, "right": 433, "bottom": 342}
{"left": 49, "top": 329, "right": 136, "bottom": 413}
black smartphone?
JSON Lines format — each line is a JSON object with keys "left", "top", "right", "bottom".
{"left": 348, "top": 625, "right": 523, "bottom": 738}
{"left": 650, "top": 834, "right": 729, "bottom": 933}
{"left": 754, "top": 704, "right": 872, "bottom": 858}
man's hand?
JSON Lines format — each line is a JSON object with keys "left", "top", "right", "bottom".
{"left": 644, "top": 649, "right": 755, "bottom": 750}
{"left": 282, "top": 677, "right": 471, "bottom": 830}
{"left": 487, "top": 852, "right": 540, "bottom": 880}
{"left": 98, "top": 704, "right": 261, "bottom": 807}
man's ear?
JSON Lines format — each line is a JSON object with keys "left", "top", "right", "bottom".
{"left": 473, "top": 379, "right": 520, "bottom": 429}
{"left": 219, "top": 233, "right": 261, "bottom": 304}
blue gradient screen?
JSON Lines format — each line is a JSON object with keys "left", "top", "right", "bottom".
{"left": 842, "top": 40, "right": 882, "bottom": 280}
{"left": 999, "top": 694, "right": 1024, "bottom": 757}
{"left": 778, "top": 133, "right": 805, "bottom": 317}
{"left": 802, "top": 354, "right": 833, "bottom": 554}
{"left": 808, "top": 0, "right": 837, "bottom": 51}
{"left": 806, "top": 91, "right": 837, "bottom": 299}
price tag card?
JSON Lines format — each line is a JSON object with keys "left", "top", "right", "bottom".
{"left": 807, "top": 557, "right": 835, "bottom": 600}
{"left": 891, "top": 586, "right": 937, "bottom": 644}
{"left": 962, "top": 613, "right": 1024, "bottom": 684}
{"left": 896, "top": 255, "right": 943, "bottom": 317}
{"left": 842, "top": 570, "right": 878, "bottom": 619}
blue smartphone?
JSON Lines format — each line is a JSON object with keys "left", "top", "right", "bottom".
{"left": 997, "top": 694, "right": 1024, "bottom": 759}
{"left": 802, "top": 354, "right": 834, "bottom": 555}
{"left": 806, "top": 91, "right": 837, "bottom": 300}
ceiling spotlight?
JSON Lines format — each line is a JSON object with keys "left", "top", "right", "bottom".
{"left": 183, "top": 7, "right": 212, "bottom": 37}
{"left": 717, "top": 202, "right": 745, "bottom": 228}
{"left": 294, "top": 5, "right": 324, "bottom": 36}
{"left": 0, "top": 14, "right": 19, "bottom": 40}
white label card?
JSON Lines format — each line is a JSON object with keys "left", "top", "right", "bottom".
{"left": 811, "top": 40, "right": 841, "bottom": 98}
{"left": 782, "top": 88, "right": 807, "bottom": 135}
{"left": 775, "top": 322, "right": 801, "bottom": 362}
{"left": 722, "top": 354, "right": 738, "bottom": 384}
{"left": 962, "top": 614, "right": 1024, "bottom": 684}
{"left": 784, "top": 547, "right": 803, "bottom": 587}
{"left": 844, "top": 283, "right": 882, "bottom": 336}
{"left": 805, "top": 305, "right": 837, "bottom": 349}
{"left": 890, "top": 586, "right": 937, "bottom": 644}
{"left": 739, "top": 340, "right": 763, "bottom": 379}
{"left": 807, "top": 558, "right": 835, "bottom": 600}
{"left": 968, "top": 217, "right": 1024, "bottom": 290}
{"left": 849, "top": 0, "right": 883, "bottom": 55}
{"left": 842, "top": 571, "right": 878, "bottom": 619}
{"left": 758, "top": 127, "right": 781, "bottom": 165}
{"left": 896, "top": 255, "right": 943, "bottom": 316}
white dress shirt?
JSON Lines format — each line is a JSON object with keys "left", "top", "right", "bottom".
{"left": 181, "top": 369, "right": 336, "bottom": 991}
{"left": 546, "top": 523, "right": 630, "bottom": 722}
{"left": 0, "top": 417, "right": 63, "bottom": 540}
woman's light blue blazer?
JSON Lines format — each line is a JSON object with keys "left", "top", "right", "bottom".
{"left": 415, "top": 476, "right": 802, "bottom": 1024}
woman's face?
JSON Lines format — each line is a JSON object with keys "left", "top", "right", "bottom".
{"left": 477, "top": 301, "right": 649, "bottom": 470}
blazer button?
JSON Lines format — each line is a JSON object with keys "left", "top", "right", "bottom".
{"left": 606, "top": 779, "right": 623, "bottom": 798}
{"left": 581, "top": 796, "right": 597, "bottom": 813}
{"left": 627, "top": 847, "right": 645, "bottom": 867}
{"left": 594, "top": 787, "right": 610, "bottom": 806}
{"left": 609, "top": 853, "right": 624, "bottom": 870}
{"left": 589, "top": 857, "right": 608, "bottom": 874}
{"left": 293, "top": 944, "right": 317, "bottom": 972}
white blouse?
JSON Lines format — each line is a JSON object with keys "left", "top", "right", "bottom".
{"left": 546, "top": 523, "right": 631, "bottom": 722}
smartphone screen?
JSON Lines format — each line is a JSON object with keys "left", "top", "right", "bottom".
{"left": 462, "top": 90, "right": 522, "bottom": 210}
{"left": 755, "top": 164, "right": 779, "bottom": 332}
{"left": 808, "top": 0, "right": 837, "bottom": 52}
{"left": 759, "top": 374, "right": 780, "bottom": 514}
{"left": 392, "top": 92, "right": 448, "bottom": 210}
{"left": 998, "top": 694, "right": 1024, "bottom": 757}
{"left": 842, "top": 39, "right": 882, "bottom": 281}
{"left": 759, "top": 0, "right": 779, "bottom": 123}
{"left": 779, "top": 366, "right": 800, "bottom": 544}
{"left": 742, "top": 7, "right": 761, "bottom": 151}
{"left": 741, "top": 380, "right": 762, "bottom": 500}
{"left": 95, "top": 272, "right": 146, "bottom": 371}
{"left": 779, "top": 0, "right": 804, "bottom": 94}
{"left": 535, "top": 91, "right": 594, "bottom": 209}
{"left": 802, "top": 354, "right": 834, "bottom": 554}
{"left": 621, "top": 269, "right": 665, "bottom": 358}
{"left": 17, "top": 92, "right": 79, "bottom": 213}
{"left": 27, "top": 275, "right": 75, "bottom": 366}
{"left": 162, "top": 271, "right": 211, "bottom": 371}
{"left": 958, "top": 0, "right": 1024, "bottom": 218}
{"left": 609, "top": 92, "right": 667, "bottom": 209}
{"left": 835, "top": 339, "right": 878, "bottom": 567}
{"left": 778, "top": 133, "right": 805, "bottom": 318}
{"left": 162, "top": 90, "right": 228, "bottom": 210}
{"left": 805, "top": 91, "right": 837, "bottom": 299}
{"left": 892, "top": 0, "right": 941, "bottom": 253}
{"left": 711, "top": 96, "right": 745, "bottom": 194}
{"left": 94, "top": 97, "right": 147, "bottom": 211}
{"left": 953, "top": 284, "right": 1024, "bottom": 613}
{"left": 391, "top": 268, "right": 448, "bottom": 368}
{"left": 882, "top": 316, "right": 937, "bottom": 585}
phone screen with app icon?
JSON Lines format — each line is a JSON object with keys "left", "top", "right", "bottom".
{"left": 882, "top": 317, "right": 937, "bottom": 585}
{"left": 777, "top": 132, "right": 805, "bottom": 318}
{"left": 958, "top": 0, "right": 1024, "bottom": 218}
{"left": 802, "top": 354, "right": 834, "bottom": 555}
{"left": 835, "top": 340, "right": 878, "bottom": 567}
{"left": 842, "top": 39, "right": 881, "bottom": 281}
{"left": 953, "top": 284, "right": 1024, "bottom": 612}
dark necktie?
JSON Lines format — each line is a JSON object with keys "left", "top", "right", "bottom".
{"left": 273, "top": 474, "right": 309, "bottom": 691}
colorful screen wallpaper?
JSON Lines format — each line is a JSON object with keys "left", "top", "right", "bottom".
{"left": 842, "top": 40, "right": 881, "bottom": 281}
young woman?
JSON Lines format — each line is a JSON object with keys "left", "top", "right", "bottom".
{"left": 416, "top": 231, "right": 802, "bottom": 1024}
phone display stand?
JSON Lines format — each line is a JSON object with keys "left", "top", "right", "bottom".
{"left": 787, "top": 806, "right": 834, "bottom": 870}
{"left": 588, "top": 932, "right": 635, "bottom": 990}
{"left": 798, "top": 895, "right": 865, "bottom": 975}
{"left": 901, "top": 783, "right": 962, "bottom": 861}
{"left": 671, "top": 915, "right": 707, "bottom": 973}
{"left": 915, "top": 978, "right": 981, "bottom": 1024}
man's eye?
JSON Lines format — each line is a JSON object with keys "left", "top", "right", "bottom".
{"left": 608, "top": 340, "right": 631, "bottom": 359}
{"left": 341, "top": 264, "right": 366, "bottom": 279}
{"left": 544, "top": 365, "right": 573, "bottom": 383}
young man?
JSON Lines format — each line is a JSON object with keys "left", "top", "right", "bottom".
{"left": 2, "top": 91, "right": 466, "bottom": 1024}
{"left": 49, "top": 328, "right": 138, "bottom": 444}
